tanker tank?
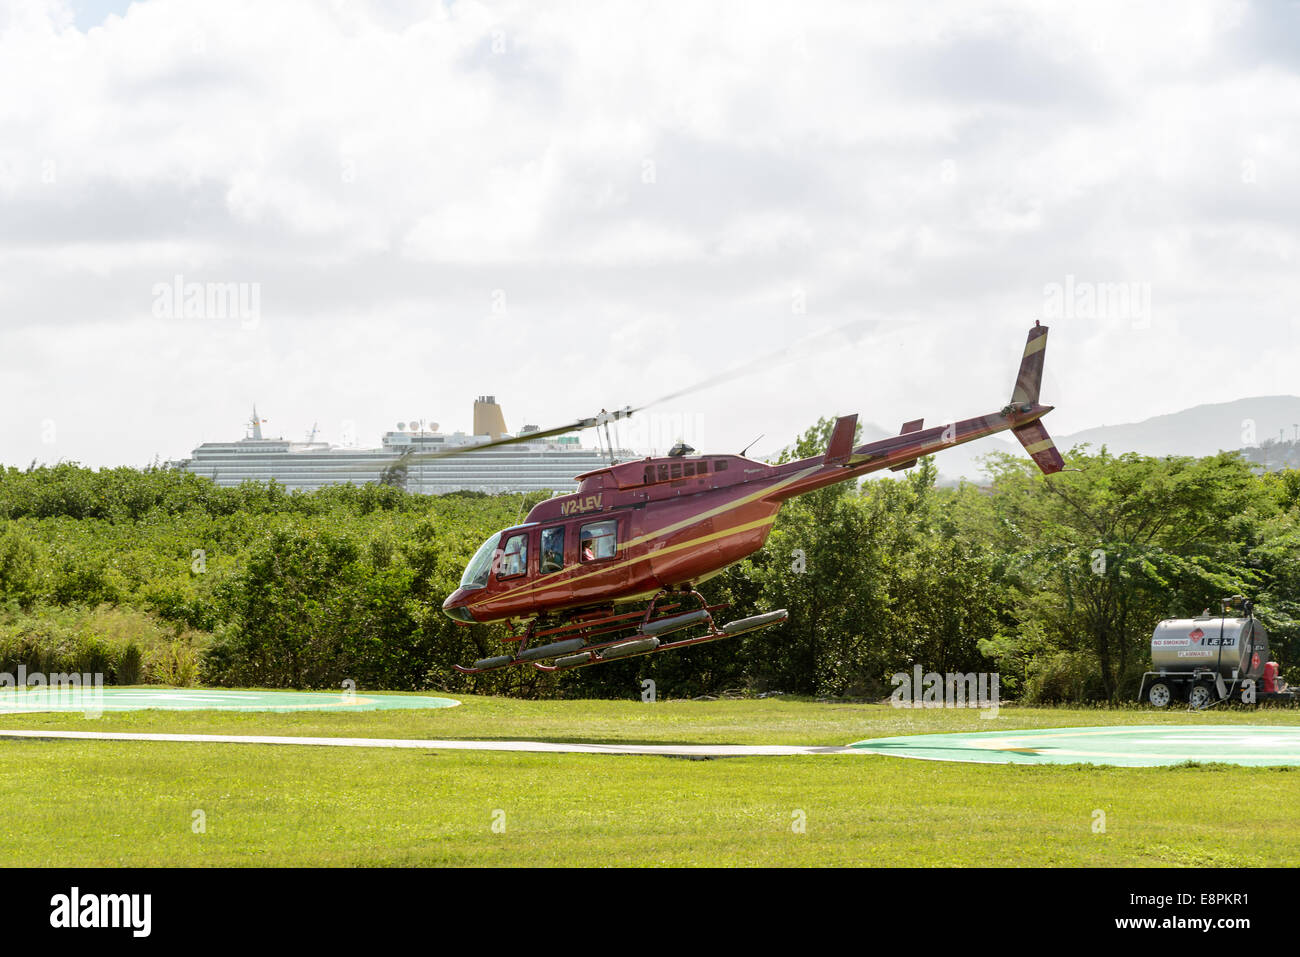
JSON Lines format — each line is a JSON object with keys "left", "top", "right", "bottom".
{"left": 1149, "top": 616, "right": 1268, "bottom": 681}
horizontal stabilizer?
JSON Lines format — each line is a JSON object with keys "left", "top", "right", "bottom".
{"left": 885, "top": 420, "right": 925, "bottom": 470}
{"left": 1012, "top": 420, "right": 1065, "bottom": 474}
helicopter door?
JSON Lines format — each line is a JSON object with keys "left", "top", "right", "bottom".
{"left": 572, "top": 515, "right": 629, "bottom": 601}
{"left": 494, "top": 530, "right": 532, "bottom": 584}
{"left": 539, "top": 525, "right": 566, "bottom": 575}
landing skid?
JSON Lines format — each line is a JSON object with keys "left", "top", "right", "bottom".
{"left": 452, "top": 590, "right": 788, "bottom": 674}
{"left": 535, "top": 609, "right": 789, "bottom": 672}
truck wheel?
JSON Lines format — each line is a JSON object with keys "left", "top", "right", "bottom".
{"left": 1188, "top": 683, "right": 1214, "bottom": 711}
{"left": 1147, "top": 681, "right": 1173, "bottom": 708}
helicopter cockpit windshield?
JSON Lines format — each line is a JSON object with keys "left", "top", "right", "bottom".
{"left": 459, "top": 532, "right": 501, "bottom": 590}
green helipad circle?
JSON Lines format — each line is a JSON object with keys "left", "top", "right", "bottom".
{"left": 850, "top": 725, "right": 1300, "bottom": 767}
{"left": 0, "top": 688, "right": 460, "bottom": 714}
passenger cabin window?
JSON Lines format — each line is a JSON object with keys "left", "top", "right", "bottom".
{"left": 578, "top": 520, "right": 618, "bottom": 562}
{"left": 498, "top": 533, "right": 528, "bottom": 579}
{"left": 540, "top": 526, "right": 565, "bottom": 573}
{"left": 644, "top": 459, "right": 710, "bottom": 487}
{"left": 715, "top": 460, "right": 728, "bottom": 471}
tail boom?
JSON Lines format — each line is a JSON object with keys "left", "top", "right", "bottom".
{"left": 767, "top": 321, "right": 1064, "bottom": 499}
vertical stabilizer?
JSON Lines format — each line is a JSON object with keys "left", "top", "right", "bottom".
{"left": 1011, "top": 323, "right": 1048, "bottom": 407}
{"left": 1011, "top": 419, "right": 1065, "bottom": 474}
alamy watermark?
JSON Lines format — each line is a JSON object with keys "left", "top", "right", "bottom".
{"left": 890, "top": 665, "right": 1000, "bottom": 718}
{"left": 1043, "top": 274, "right": 1151, "bottom": 328}
{"left": 152, "top": 274, "right": 261, "bottom": 329}
{"left": 0, "top": 668, "right": 105, "bottom": 718}
{"left": 50, "top": 887, "right": 151, "bottom": 937}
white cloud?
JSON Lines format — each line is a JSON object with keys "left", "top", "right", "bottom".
{"left": 1, "top": 0, "right": 1298, "bottom": 469}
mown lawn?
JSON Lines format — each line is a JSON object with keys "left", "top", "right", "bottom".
{"left": 6, "top": 690, "right": 1300, "bottom": 744}
{"left": 1, "top": 694, "right": 1298, "bottom": 866}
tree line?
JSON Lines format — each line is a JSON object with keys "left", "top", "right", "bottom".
{"left": 0, "top": 432, "right": 1296, "bottom": 702}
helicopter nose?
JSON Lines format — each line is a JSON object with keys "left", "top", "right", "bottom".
{"left": 442, "top": 591, "right": 477, "bottom": 624}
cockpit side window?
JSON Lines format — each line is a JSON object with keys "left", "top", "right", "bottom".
{"left": 459, "top": 533, "right": 501, "bottom": 590}
{"left": 497, "top": 533, "right": 528, "bottom": 579}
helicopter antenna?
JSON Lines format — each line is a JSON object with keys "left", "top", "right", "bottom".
{"left": 740, "top": 433, "right": 765, "bottom": 457}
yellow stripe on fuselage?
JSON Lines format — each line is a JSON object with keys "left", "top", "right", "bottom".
{"left": 471, "top": 513, "right": 782, "bottom": 614}
{"left": 621, "top": 464, "right": 821, "bottom": 550}
{"left": 476, "top": 464, "right": 820, "bottom": 609}
{"left": 537, "top": 514, "right": 778, "bottom": 600}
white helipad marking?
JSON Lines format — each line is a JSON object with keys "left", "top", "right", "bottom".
{"left": 1126, "top": 735, "right": 1292, "bottom": 746}
{"left": 0, "top": 728, "right": 857, "bottom": 757}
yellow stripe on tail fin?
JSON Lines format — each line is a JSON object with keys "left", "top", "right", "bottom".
{"left": 1011, "top": 419, "right": 1065, "bottom": 474}
{"left": 1011, "top": 322, "right": 1049, "bottom": 407}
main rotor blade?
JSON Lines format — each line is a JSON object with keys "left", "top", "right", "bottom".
{"left": 395, "top": 410, "right": 631, "bottom": 464}
{"left": 628, "top": 318, "right": 880, "bottom": 413}
{"left": 329, "top": 317, "right": 889, "bottom": 475}
{"left": 326, "top": 408, "right": 634, "bottom": 473}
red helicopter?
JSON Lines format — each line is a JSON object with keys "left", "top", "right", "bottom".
{"left": 435, "top": 322, "right": 1063, "bottom": 673}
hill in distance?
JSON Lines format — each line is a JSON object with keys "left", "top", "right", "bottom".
{"left": 858, "top": 396, "right": 1300, "bottom": 484}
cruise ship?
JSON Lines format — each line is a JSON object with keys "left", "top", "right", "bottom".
{"left": 174, "top": 397, "right": 627, "bottom": 495}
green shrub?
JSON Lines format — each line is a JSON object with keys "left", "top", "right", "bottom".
{"left": 146, "top": 633, "right": 203, "bottom": 686}
{"left": 1022, "top": 651, "right": 1105, "bottom": 704}
{"left": 0, "top": 604, "right": 208, "bottom": 685}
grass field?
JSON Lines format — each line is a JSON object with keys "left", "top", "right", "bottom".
{"left": 3, "top": 693, "right": 1300, "bottom": 866}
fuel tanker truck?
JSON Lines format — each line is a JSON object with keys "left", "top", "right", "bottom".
{"left": 1139, "top": 596, "right": 1296, "bottom": 709}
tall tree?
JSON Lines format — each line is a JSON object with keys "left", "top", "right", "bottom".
{"left": 982, "top": 448, "right": 1273, "bottom": 700}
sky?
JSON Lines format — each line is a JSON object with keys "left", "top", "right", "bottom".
{"left": 1, "top": 0, "right": 1298, "bottom": 468}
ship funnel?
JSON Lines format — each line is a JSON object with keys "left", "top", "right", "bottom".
{"left": 474, "top": 395, "right": 508, "bottom": 439}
